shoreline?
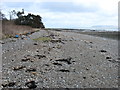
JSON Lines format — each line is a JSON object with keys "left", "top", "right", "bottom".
{"left": 45, "top": 28, "right": 119, "bottom": 40}
{"left": 2, "top": 29, "right": 118, "bottom": 88}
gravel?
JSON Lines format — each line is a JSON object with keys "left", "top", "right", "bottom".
{"left": 1, "top": 29, "right": 118, "bottom": 88}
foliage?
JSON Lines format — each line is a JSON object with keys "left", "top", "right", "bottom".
{"left": 15, "top": 11, "right": 45, "bottom": 28}
{"left": 0, "top": 11, "right": 7, "bottom": 20}
{"left": 16, "top": 9, "right": 24, "bottom": 17}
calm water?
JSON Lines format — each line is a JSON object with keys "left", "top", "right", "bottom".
{"left": 78, "top": 27, "right": 118, "bottom": 31}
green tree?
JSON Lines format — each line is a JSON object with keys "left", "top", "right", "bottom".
{"left": 16, "top": 9, "right": 24, "bottom": 18}
{"left": 15, "top": 12, "right": 45, "bottom": 28}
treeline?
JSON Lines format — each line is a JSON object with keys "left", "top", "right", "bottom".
{"left": 15, "top": 13, "right": 45, "bottom": 28}
{"left": 0, "top": 9, "right": 45, "bottom": 28}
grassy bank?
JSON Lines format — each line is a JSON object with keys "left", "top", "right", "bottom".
{"left": 1, "top": 20, "right": 40, "bottom": 39}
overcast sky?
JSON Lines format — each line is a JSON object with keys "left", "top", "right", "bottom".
{"left": 1, "top": 0, "right": 119, "bottom": 28}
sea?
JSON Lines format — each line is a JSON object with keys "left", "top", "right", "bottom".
{"left": 77, "top": 27, "right": 118, "bottom": 31}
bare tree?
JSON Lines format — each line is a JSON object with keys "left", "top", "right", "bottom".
{"left": 9, "top": 10, "right": 17, "bottom": 20}
{"left": 0, "top": 11, "right": 7, "bottom": 20}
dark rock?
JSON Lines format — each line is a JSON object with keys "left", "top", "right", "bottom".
{"left": 44, "top": 64, "right": 49, "bottom": 66}
{"left": 49, "top": 34, "right": 55, "bottom": 39}
{"left": 91, "top": 75, "right": 95, "bottom": 78}
{"left": 2, "top": 82, "right": 16, "bottom": 87}
{"left": 36, "top": 50, "right": 39, "bottom": 52}
{"left": 1, "top": 42, "right": 5, "bottom": 44}
{"left": 26, "top": 68, "right": 36, "bottom": 72}
{"left": 2, "top": 83, "right": 8, "bottom": 87}
{"left": 50, "top": 59, "right": 52, "bottom": 61}
{"left": 21, "top": 57, "right": 30, "bottom": 62}
{"left": 90, "top": 42, "right": 93, "bottom": 44}
{"left": 26, "top": 55, "right": 30, "bottom": 57}
{"left": 117, "top": 58, "right": 120, "bottom": 60}
{"left": 48, "top": 48, "right": 52, "bottom": 51}
{"left": 108, "top": 59, "right": 114, "bottom": 63}
{"left": 83, "top": 77, "right": 86, "bottom": 79}
{"left": 55, "top": 57, "right": 72, "bottom": 64}
{"left": 62, "top": 40, "right": 67, "bottom": 41}
{"left": 8, "top": 82, "right": 16, "bottom": 87}
{"left": 106, "top": 56, "right": 112, "bottom": 59}
{"left": 86, "top": 67, "right": 89, "bottom": 71}
{"left": 53, "top": 62, "right": 62, "bottom": 66}
{"left": 33, "top": 43, "right": 38, "bottom": 45}
{"left": 35, "top": 54, "right": 46, "bottom": 59}
{"left": 58, "top": 69, "right": 70, "bottom": 72}
{"left": 108, "top": 59, "right": 119, "bottom": 63}
{"left": 50, "top": 39, "right": 62, "bottom": 43}
{"left": 90, "top": 45, "right": 92, "bottom": 48}
{"left": 72, "top": 61, "right": 75, "bottom": 62}
{"left": 43, "top": 45, "right": 47, "bottom": 47}
{"left": 100, "top": 50, "right": 107, "bottom": 53}
{"left": 25, "top": 81, "right": 37, "bottom": 89}
{"left": 50, "top": 39, "right": 65, "bottom": 44}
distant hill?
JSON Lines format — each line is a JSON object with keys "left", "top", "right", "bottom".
{"left": 92, "top": 25, "right": 117, "bottom": 29}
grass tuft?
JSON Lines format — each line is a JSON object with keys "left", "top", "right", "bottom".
{"left": 33, "top": 37, "right": 52, "bottom": 42}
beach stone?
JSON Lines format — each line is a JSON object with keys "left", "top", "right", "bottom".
{"left": 25, "top": 81, "right": 37, "bottom": 89}
{"left": 2, "top": 82, "right": 16, "bottom": 87}
{"left": 21, "top": 57, "right": 30, "bottom": 62}
{"left": 90, "top": 41, "right": 93, "bottom": 44}
{"left": 55, "top": 57, "right": 72, "bottom": 64}
{"left": 2, "top": 83, "right": 8, "bottom": 87}
{"left": 44, "top": 64, "right": 49, "bottom": 66}
{"left": 58, "top": 69, "right": 70, "bottom": 72}
{"left": 100, "top": 49, "right": 107, "bottom": 52}
{"left": 13, "top": 66, "right": 26, "bottom": 71}
{"left": 48, "top": 48, "right": 52, "bottom": 51}
{"left": 31, "top": 72, "right": 37, "bottom": 75}
{"left": 86, "top": 67, "right": 89, "bottom": 71}
{"left": 106, "top": 56, "right": 112, "bottom": 59}
{"left": 35, "top": 54, "right": 46, "bottom": 59}
{"left": 83, "top": 77, "right": 86, "bottom": 79}
{"left": 117, "top": 57, "right": 120, "bottom": 60}
{"left": 0, "top": 41, "right": 5, "bottom": 44}
{"left": 26, "top": 68, "right": 36, "bottom": 72}
{"left": 21, "top": 35, "right": 26, "bottom": 39}
{"left": 36, "top": 50, "right": 39, "bottom": 52}
{"left": 53, "top": 62, "right": 62, "bottom": 66}
{"left": 2, "top": 42, "right": 5, "bottom": 44}
{"left": 33, "top": 43, "right": 38, "bottom": 45}
{"left": 8, "top": 82, "right": 16, "bottom": 87}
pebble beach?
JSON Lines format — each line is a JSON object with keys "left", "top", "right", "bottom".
{"left": 1, "top": 29, "right": 119, "bottom": 88}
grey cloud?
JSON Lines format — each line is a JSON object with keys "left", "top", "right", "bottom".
{"left": 38, "top": 2, "right": 99, "bottom": 13}
{"left": 4, "top": 2, "right": 33, "bottom": 8}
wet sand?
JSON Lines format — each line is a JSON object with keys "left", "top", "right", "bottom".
{"left": 1, "top": 29, "right": 119, "bottom": 88}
